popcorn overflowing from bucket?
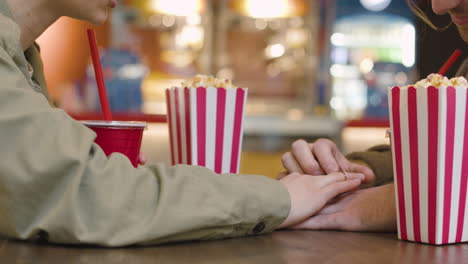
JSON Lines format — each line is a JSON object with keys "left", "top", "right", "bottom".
{"left": 389, "top": 73, "right": 468, "bottom": 245}
{"left": 166, "top": 75, "right": 248, "bottom": 174}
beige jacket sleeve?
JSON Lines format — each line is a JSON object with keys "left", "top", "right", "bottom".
{"left": 0, "top": 22, "right": 290, "bottom": 246}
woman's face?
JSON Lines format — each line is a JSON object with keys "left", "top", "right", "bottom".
{"left": 56, "top": 0, "right": 117, "bottom": 24}
{"left": 432, "top": 0, "right": 468, "bottom": 42}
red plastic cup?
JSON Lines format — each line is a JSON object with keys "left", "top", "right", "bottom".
{"left": 81, "top": 121, "right": 147, "bottom": 167}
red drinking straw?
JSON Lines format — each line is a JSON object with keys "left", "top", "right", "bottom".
{"left": 86, "top": 29, "right": 112, "bottom": 121}
{"left": 438, "top": 49, "right": 462, "bottom": 75}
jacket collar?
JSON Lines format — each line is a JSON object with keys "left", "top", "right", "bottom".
{"left": 0, "top": 0, "right": 13, "bottom": 20}
{"left": 0, "top": 0, "right": 51, "bottom": 102}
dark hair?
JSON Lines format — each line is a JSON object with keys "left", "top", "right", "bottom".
{"left": 406, "top": 0, "right": 452, "bottom": 31}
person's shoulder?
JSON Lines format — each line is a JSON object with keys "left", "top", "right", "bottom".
{"left": 0, "top": 13, "right": 21, "bottom": 56}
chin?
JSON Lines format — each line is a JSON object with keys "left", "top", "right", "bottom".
{"left": 85, "top": 11, "right": 109, "bottom": 25}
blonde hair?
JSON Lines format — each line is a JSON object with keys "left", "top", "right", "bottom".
{"left": 407, "top": 0, "right": 452, "bottom": 31}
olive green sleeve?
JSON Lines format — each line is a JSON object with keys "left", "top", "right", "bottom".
{"left": 346, "top": 145, "right": 394, "bottom": 187}
{"left": 456, "top": 58, "right": 468, "bottom": 78}
{"left": 0, "top": 37, "right": 290, "bottom": 246}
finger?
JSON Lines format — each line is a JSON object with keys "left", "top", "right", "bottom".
{"left": 312, "top": 140, "right": 340, "bottom": 174}
{"left": 277, "top": 171, "right": 288, "bottom": 180}
{"left": 279, "top": 172, "right": 302, "bottom": 184}
{"left": 281, "top": 152, "right": 304, "bottom": 174}
{"left": 317, "top": 193, "right": 355, "bottom": 215}
{"left": 321, "top": 178, "right": 363, "bottom": 200}
{"left": 290, "top": 139, "right": 322, "bottom": 175}
{"left": 348, "top": 162, "right": 375, "bottom": 184}
{"left": 317, "top": 203, "right": 344, "bottom": 216}
{"left": 138, "top": 153, "right": 147, "bottom": 165}
{"left": 318, "top": 172, "right": 365, "bottom": 188}
{"left": 290, "top": 214, "right": 341, "bottom": 230}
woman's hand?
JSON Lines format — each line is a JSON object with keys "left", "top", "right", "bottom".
{"left": 138, "top": 153, "right": 147, "bottom": 165}
{"left": 276, "top": 172, "right": 365, "bottom": 229}
{"left": 279, "top": 138, "right": 375, "bottom": 184}
{"left": 289, "top": 183, "right": 397, "bottom": 232}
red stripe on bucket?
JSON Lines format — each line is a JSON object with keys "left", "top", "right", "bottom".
{"left": 230, "top": 89, "right": 245, "bottom": 173}
{"left": 184, "top": 88, "right": 192, "bottom": 165}
{"left": 215, "top": 88, "right": 227, "bottom": 174}
{"left": 408, "top": 86, "right": 421, "bottom": 242}
{"left": 392, "top": 87, "right": 407, "bottom": 240}
{"left": 196, "top": 87, "right": 207, "bottom": 166}
{"left": 443, "top": 87, "right": 456, "bottom": 244}
{"left": 427, "top": 86, "right": 439, "bottom": 244}
{"left": 166, "top": 89, "right": 175, "bottom": 165}
{"left": 174, "top": 89, "right": 183, "bottom": 164}
{"left": 456, "top": 89, "right": 468, "bottom": 242}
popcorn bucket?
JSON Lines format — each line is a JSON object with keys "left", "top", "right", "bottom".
{"left": 165, "top": 86, "right": 248, "bottom": 174}
{"left": 389, "top": 85, "right": 468, "bottom": 245}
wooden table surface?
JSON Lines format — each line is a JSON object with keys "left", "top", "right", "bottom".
{"left": 1, "top": 231, "right": 467, "bottom": 264}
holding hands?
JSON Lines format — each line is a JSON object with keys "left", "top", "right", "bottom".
{"left": 277, "top": 138, "right": 397, "bottom": 232}
{"left": 279, "top": 139, "right": 375, "bottom": 184}
{"left": 277, "top": 171, "right": 365, "bottom": 229}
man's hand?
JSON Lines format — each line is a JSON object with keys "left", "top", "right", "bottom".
{"left": 277, "top": 172, "right": 365, "bottom": 229}
{"left": 279, "top": 138, "right": 375, "bottom": 184}
{"left": 289, "top": 183, "right": 397, "bottom": 232}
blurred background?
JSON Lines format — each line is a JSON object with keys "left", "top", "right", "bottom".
{"left": 37, "top": 0, "right": 467, "bottom": 177}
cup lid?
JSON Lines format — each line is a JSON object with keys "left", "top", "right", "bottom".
{"left": 81, "top": 120, "right": 147, "bottom": 128}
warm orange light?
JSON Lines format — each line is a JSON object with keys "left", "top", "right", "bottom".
{"left": 150, "top": 0, "right": 204, "bottom": 16}
{"left": 37, "top": 18, "right": 108, "bottom": 99}
{"left": 231, "top": 0, "right": 307, "bottom": 18}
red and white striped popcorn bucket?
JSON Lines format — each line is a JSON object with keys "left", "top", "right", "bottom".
{"left": 165, "top": 86, "right": 248, "bottom": 174}
{"left": 389, "top": 85, "right": 468, "bottom": 245}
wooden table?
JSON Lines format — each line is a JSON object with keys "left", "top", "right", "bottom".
{"left": 1, "top": 231, "right": 467, "bottom": 263}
